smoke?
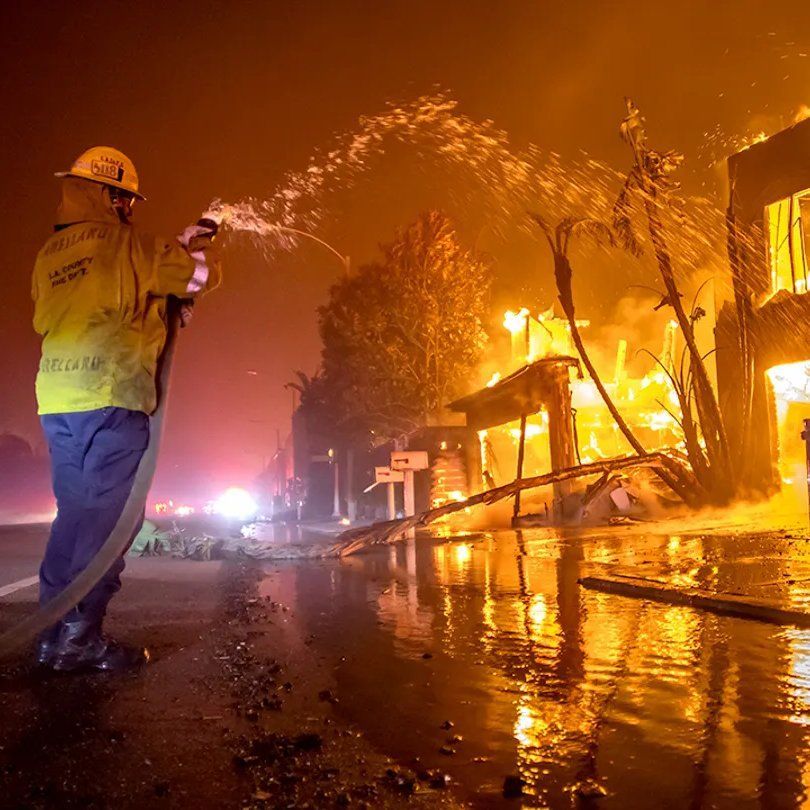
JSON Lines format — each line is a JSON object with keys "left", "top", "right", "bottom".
{"left": 581, "top": 293, "right": 673, "bottom": 380}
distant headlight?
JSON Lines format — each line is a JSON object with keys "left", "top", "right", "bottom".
{"left": 214, "top": 487, "right": 258, "bottom": 521}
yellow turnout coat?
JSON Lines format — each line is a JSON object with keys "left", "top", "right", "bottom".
{"left": 32, "top": 178, "right": 220, "bottom": 415}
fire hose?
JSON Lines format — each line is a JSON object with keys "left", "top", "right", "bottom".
{"left": 0, "top": 302, "right": 183, "bottom": 661}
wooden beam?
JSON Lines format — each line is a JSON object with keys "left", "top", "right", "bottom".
{"left": 512, "top": 413, "right": 528, "bottom": 520}
{"left": 579, "top": 575, "right": 810, "bottom": 628}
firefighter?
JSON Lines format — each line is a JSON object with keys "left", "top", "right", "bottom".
{"left": 32, "top": 146, "right": 221, "bottom": 671}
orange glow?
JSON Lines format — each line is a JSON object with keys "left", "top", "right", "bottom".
{"left": 509, "top": 422, "right": 545, "bottom": 441}
{"left": 767, "top": 361, "right": 810, "bottom": 498}
{"left": 766, "top": 194, "right": 809, "bottom": 297}
{"left": 503, "top": 308, "right": 529, "bottom": 334}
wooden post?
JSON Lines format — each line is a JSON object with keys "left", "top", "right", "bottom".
{"left": 332, "top": 457, "right": 341, "bottom": 518}
{"left": 387, "top": 481, "right": 396, "bottom": 520}
{"left": 801, "top": 419, "right": 810, "bottom": 516}
{"left": 346, "top": 448, "right": 356, "bottom": 522}
{"left": 403, "top": 469, "right": 416, "bottom": 539}
{"left": 524, "top": 315, "right": 531, "bottom": 361}
{"left": 547, "top": 367, "right": 577, "bottom": 507}
{"left": 512, "top": 413, "right": 528, "bottom": 520}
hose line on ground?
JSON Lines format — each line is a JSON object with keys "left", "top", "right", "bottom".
{"left": 0, "top": 307, "right": 180, "bottom": 661}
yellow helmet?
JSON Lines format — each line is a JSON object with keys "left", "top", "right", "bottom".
{"left": 55, "top": 146, "right": 145, "bottom": 200}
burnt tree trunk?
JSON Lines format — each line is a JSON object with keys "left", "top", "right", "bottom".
{"left": 551, "top": 247, "right": 698, "bottom": 504}
{"left": 641, "top": 186, "right": 735, "bottom": 500}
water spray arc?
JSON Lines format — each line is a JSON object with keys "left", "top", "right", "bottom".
{"left": 274, "top": 226, "right": 350, "bottom": 275}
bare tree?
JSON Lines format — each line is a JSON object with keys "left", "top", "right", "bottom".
{"left": 614, "top": 99, "right": 735, "bottom": 503}
{"left": 530, "top": 214, "right": 701, "bottom": 505}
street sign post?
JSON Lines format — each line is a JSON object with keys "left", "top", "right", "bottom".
{"left": 375, "top": 466, "right": 404, "bottom": 520}
{"left": 390, "top": 451, "right": 429, "bottom": 536}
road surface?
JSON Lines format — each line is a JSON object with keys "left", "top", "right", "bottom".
{"left": 0, "top": 521, "right": 808, "bottom": 808}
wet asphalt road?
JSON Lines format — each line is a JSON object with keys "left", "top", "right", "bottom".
{"left": 261, "top": 526, "right": 810, "bottom": 808}
{"left": 0, "top": 522, "right": 808, "bottom": 808}
{"left": 0, "top": 524, "right": 452, "bottom": 809}
{"left": 0, "top": 524, "right": 246, "bottom": 807}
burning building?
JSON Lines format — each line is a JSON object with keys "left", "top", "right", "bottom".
{"left": 718, "top": 116, "right": 810, "bottom": 496}
{"left": 448, "top": 308, "right": 684, "bottom": 523}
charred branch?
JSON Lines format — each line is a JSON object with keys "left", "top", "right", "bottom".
{"left": 331, "top": 452, "right": 699, "bottom": 557}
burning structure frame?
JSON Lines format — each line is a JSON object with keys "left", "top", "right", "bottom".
{"left": 719, "top": 116, "right": 810, "bottom": 493}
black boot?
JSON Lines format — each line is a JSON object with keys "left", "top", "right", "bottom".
{"left": 34, "top": 623, "right": 63, "bottom": 667}
{"left": 51, "top": 616, "right": 148, "bottom": 673}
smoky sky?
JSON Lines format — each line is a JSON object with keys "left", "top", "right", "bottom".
{"left": 0, "top": 1, "right": 808, "bottom": 502}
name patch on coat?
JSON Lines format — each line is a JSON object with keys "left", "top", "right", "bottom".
{"left": 40, "top": 356, "right": 103, "bottom": 373}
{"left": 42, "top": 227, "right": 109, "bottom": 257}
{"left": 48, "top": 256, "right": 94, "bottom": 288}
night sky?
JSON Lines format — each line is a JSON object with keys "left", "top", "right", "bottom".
{"left": 1, "top": 1, "right": 808, "bottom": 503}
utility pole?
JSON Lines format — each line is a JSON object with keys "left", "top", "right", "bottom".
{"left": 331, "top": 451, "right": 341, "bottom": 519}
{"left": 275, "top": 229, "right": 350, "bottom": 523}
{"left": 346, "top": 448, "right": 356, "bottom": 522}
{"left": 403, "top": 469, "right": 415, "bottom": 540}
{"left": 802, "top": 419, "right": 810, "bottom": 521}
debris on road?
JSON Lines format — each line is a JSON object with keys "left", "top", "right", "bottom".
{"left": 580, "top": 573, "right": 810, "bottom": 627}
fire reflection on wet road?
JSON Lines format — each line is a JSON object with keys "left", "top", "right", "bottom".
{"left": 262, "top": 529, "right": 810, "bottom": 807}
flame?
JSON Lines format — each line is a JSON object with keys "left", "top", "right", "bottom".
{"left": 503, "top": 308, "right": 529, "bottom": 334}
{"left": 793, "top": 105, "right": 810, "bottom": 125}
{"left": 738, "top": 130, "right": 769, "bottom": 152}
{"left": 768, "top": 360, "right": 810, "bottom": 402}
{"left": 637, "top": 410, "right": 678, "bottom": 431}
{"left": 509, "top": 423, "right": 545, "bottom": 441}
{"left": 474, "top": 304, "right": 690, "bottom": 489}
{"left": 763, "top": 362, "right": 810, "bottom": 506}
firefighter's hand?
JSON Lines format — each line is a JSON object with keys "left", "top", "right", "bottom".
{"left": 178, "top": 299, "right": 195, "bottom": 328}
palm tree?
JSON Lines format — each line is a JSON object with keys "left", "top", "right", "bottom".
{"left": 529, "top": 213, "right": 700, "bottom": 506}
{"left": 615, "top": 99, "right": 735, "bottom": 502}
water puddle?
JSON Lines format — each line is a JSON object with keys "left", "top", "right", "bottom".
{"left": 261, "top": 529, "right": 810, "bottom": 807}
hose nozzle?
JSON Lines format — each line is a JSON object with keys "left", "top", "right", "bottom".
{"left": 199, "top": 201, "right": 232, "bottom": 229}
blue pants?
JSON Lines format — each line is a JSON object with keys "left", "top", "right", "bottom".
{"left": 39, "top": 407, "right": 149, "bottom": 622}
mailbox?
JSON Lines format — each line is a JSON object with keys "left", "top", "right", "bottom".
{"left": 390, "top": 450, "right": 429, "bottom": 471}
{"left": 375, "top": 466, "right": 405, "bottom": 483}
